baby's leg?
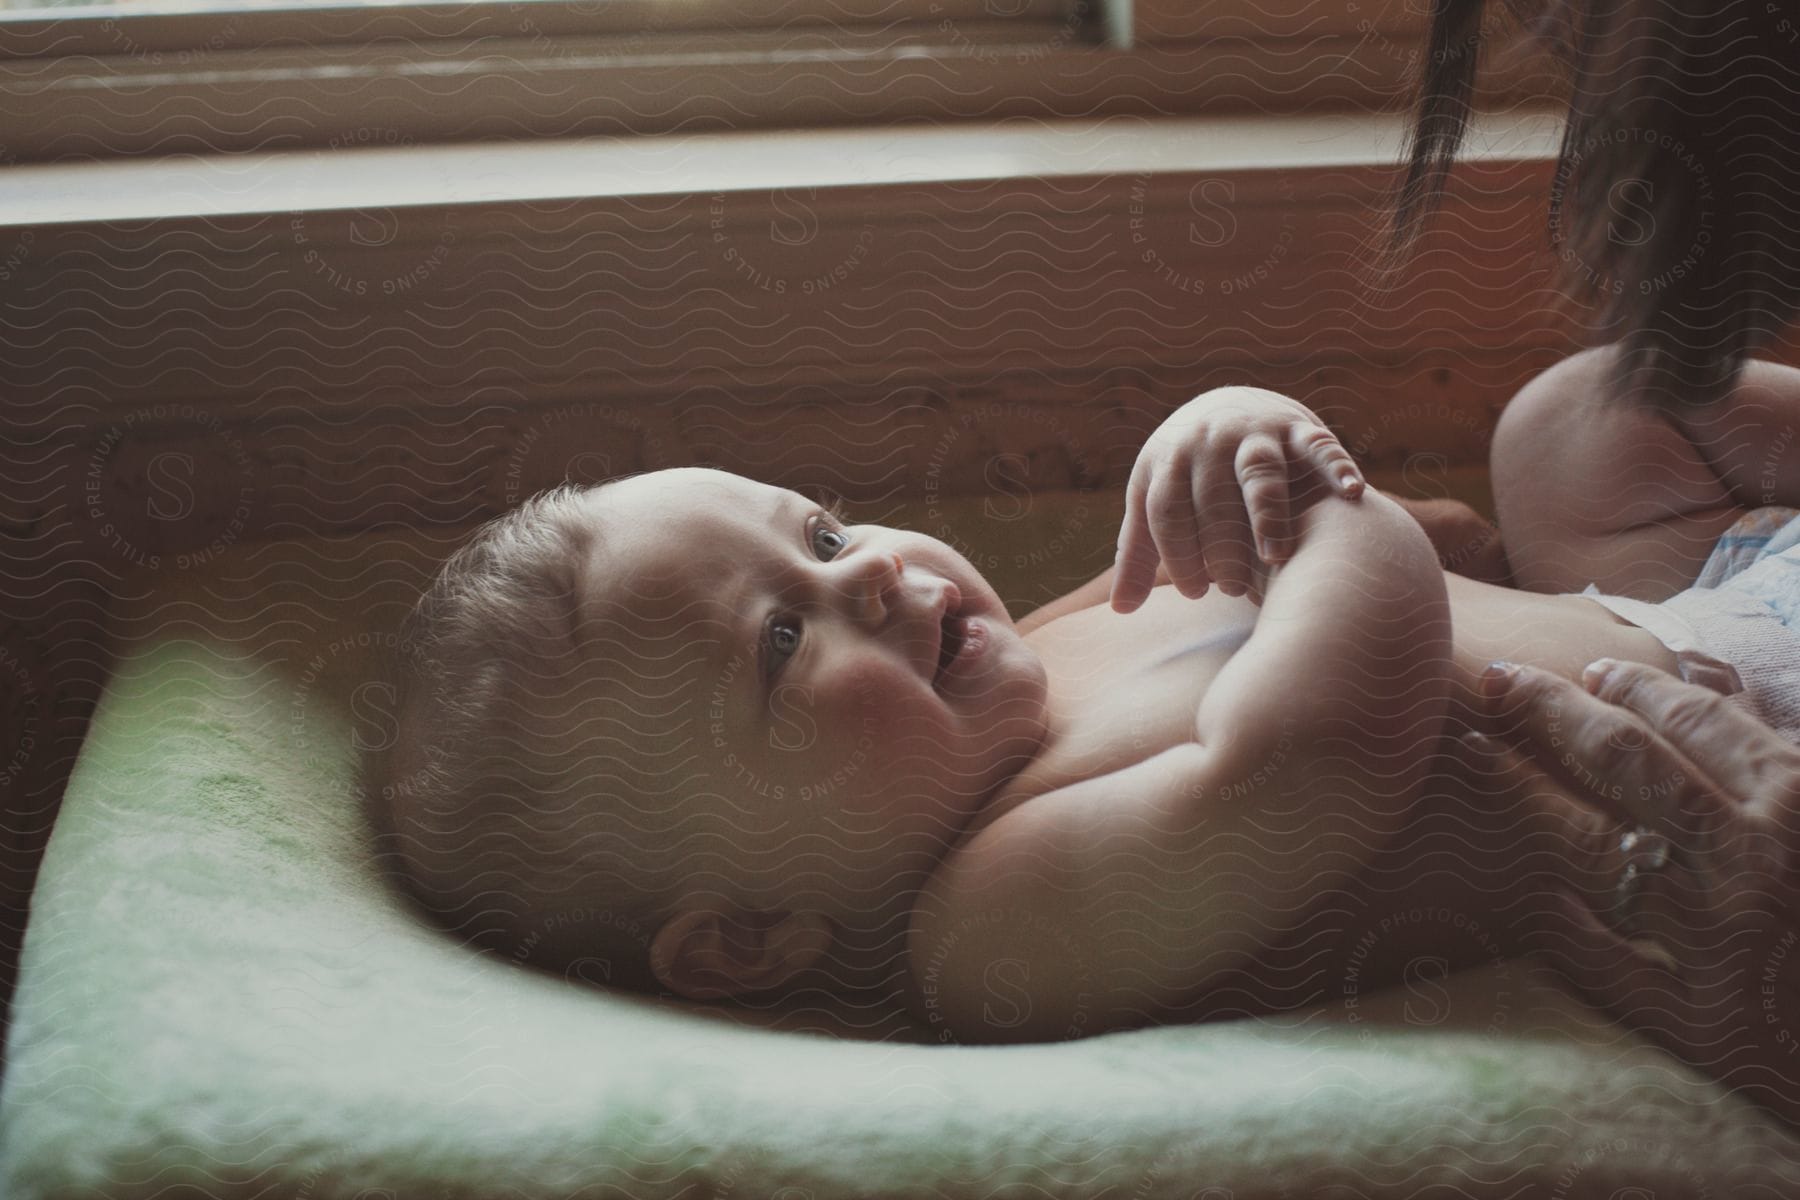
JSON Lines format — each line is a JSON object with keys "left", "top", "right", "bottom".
{"left": 1490, "top": 346, "right": 1751, "bottom": 601}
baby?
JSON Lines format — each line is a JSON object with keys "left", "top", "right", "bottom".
{"left": 369, "top": 384, "right": 1733, "bottom": 1044}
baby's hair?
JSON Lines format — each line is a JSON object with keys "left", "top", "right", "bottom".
{"left": 365, "top": 480, "right": 668, "bottom": 993}
{"left": 1392, "top": 0, "right": 1800, "bottom": 409}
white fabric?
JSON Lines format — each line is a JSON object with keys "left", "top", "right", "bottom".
{"left": 1579, "top": 508, "right": 1800, "bottom": 743}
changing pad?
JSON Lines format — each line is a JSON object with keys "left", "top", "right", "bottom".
{"left": 4, "top": 506, "right": 1799, "bottom": 1199}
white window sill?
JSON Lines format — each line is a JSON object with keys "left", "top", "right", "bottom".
{"left": 5, "top": 108, "right": 1562, "bottom": 227}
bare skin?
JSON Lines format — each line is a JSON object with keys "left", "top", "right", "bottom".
{"left": 600, "top": 400, "right": 1670, "bottom": 1041}
{"left": 903, "top": 388, "right": 1679, "bottom": 1042}
{"left": 1476, "top": 657, "right": 1800, "bottom": 1129}
{"left": 1463, "top": 345, "right": 1800, "bottom": 1129}
{"left": 592, "top": 364, "right": 1794, "bottom": 1059}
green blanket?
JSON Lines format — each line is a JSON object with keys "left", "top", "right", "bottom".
{"left": 4, "top": 515, "right": 1798, "bottom": 1198}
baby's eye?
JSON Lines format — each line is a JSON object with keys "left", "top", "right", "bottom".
{"left": 811, "top": 521, "right": 849, "bottom": 561}
{"left": 766, "top": 616, "right": 802, "bottom": 671}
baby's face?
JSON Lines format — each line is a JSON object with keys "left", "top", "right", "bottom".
{"left": 572, "top": 468, "right": 1050, "bottom": 920}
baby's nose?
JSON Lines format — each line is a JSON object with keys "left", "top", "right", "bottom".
{"left": 849, "top": 550, "right": 905, "bottom": 618}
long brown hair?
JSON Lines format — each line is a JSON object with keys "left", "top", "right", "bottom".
{"left": 1395, "top": 0, "right": 1800, "bottom": 408}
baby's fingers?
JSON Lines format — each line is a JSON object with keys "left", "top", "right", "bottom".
{"left": 1235, "top": 432, "right": 1289, "bottom": 563}
{"left": 1146, "top": 463, "right": 1210, "bottom": 599}
{"left": 1288, "top": 422, "right": 1364, "bottom": 499}
{"left": 1111, "top": 458, "right": 1161, "bottom": 613}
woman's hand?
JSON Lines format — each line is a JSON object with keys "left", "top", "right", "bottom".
{"left": 1477, "top": 658, "right": 1800, "bottom": 1128}
{"left": 1111, "top": 386, "right": 1366, "bottom": 613}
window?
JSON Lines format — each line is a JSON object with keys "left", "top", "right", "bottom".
{"left": 0, "top": 0, "right": 1559, "bottom": 164}
{"left": 0, "top": 0, "right": 1115, "bottom": 160}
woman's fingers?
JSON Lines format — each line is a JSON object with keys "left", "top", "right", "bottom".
{"left": 1585, "top": 657, "right": 1799, "bottom": 810}
{"left": 1535, "top": 889, "right": 1697, "bottom": 1043}
{"left": 1459, "top": 733, "right": 1741, "bottom": 1008}
{"left": 1483, "top": 661, "right": 1725, "bottom": 836}
{"left": 1455, "top": 731, "right": 1627, "bottom": 921}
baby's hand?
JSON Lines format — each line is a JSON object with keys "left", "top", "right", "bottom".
{"left": 1111, "top": 386, "right": 1364, "bottom": 612}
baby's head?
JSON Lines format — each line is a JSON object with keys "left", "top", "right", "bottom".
{"left": 370, "top": 467, "right": 1049, "bottom": 1001}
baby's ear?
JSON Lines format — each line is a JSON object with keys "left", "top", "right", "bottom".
{"left": 648, "top": 904, "right": 831, "bottom": 1001}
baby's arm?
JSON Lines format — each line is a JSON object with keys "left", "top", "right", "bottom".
{"left": 909, "top": 392, "right": 1451, "bottom": 1043}
{"left": 1384, "top": 493, "right": 1511, "bottom": 585}
{"left": 1022, "top": 492, "right": 1497, "bottom": 639}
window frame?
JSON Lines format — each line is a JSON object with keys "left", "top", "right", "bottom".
{"left": 0, "top": 0, "right": 1087, "bottom": 59}
{"left": 0, "top": 0, "right": 1560, "bottom": 165}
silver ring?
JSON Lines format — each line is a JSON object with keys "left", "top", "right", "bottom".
{"left": 1609, "top": 825, "right": 1673, "bottom": 936}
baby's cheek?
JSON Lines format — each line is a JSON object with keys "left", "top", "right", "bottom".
{"left": 823, "top": 660, "right": 885, "bottom": 724}
{"left": 847, "top": 653, "right": 928, "bottom": 712}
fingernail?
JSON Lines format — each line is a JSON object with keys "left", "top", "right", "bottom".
{"left": 1256, "top": 537, "right": 1273, "bottom": 562}
{"left": 1582, "top": 658, "right": 1617, "bottom": 694}
{"left": 1480, "top": 660, "right": 1517, "bottom": 699}
{"left": 1459, "top": 730, "right": 1500, "bottom": 756}
{"left": 1338, "top": 469, "right": 1363, "bottom": 496}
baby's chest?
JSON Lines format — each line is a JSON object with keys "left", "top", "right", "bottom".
{"left": 1015, "top": 586, "right": 1258, "bottom": 793}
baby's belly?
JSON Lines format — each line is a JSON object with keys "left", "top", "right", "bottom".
{"left": 1442, "top": 573, "right": 1682, "bottom": 683}
{"left": 979, "top": 576, "right": 1681, "bottom": 837}
{"left": 953, "top": 573, "right": 1690, "bottom": 1001}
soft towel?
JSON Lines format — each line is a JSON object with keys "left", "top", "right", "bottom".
{"left": 4, "top": 514, "right": 1798, "bottom": 1199}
